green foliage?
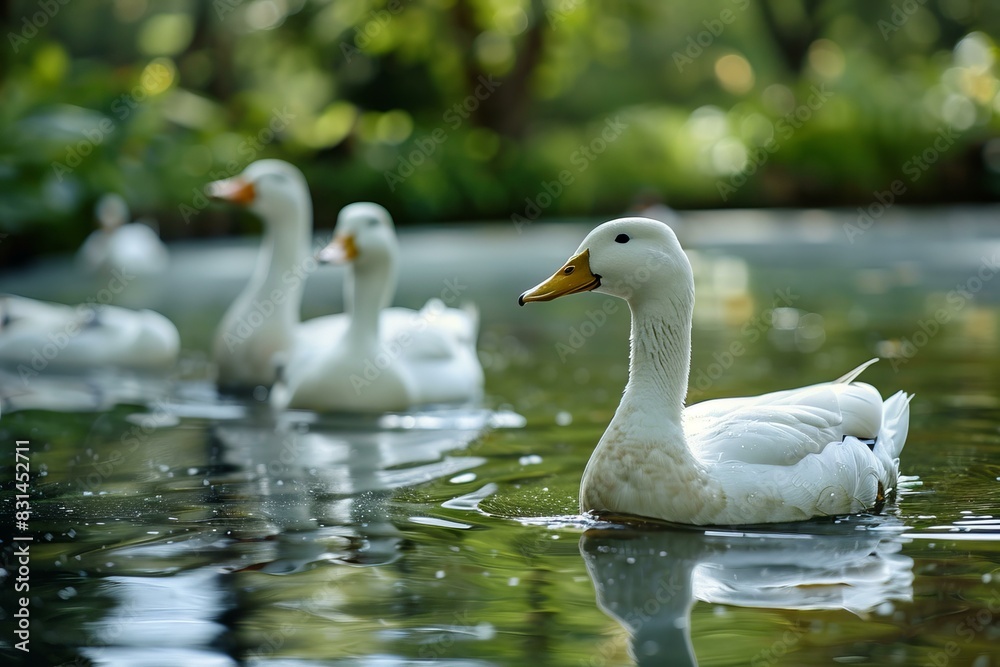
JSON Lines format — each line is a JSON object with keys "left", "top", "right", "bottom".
{"left": 2, "top": 0, "right": 1000, "bottom": 263}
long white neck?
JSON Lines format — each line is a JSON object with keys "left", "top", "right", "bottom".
{"left": 244, "top": 201, "right": 311, "bottom": 325}
{"left": 581, "top": 278, "right": 727, "bottom": 523}
{"left": 622, "top": 286, "right": 693, "bottom": 427}
{"left": 593, "top": 282, "right": 699, "bottom": 481}
{"left": 344, "top": 259, "right": 397, "bottom": 352}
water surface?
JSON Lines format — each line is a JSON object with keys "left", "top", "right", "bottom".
{"left": 2, "top": 209, "right": 1000, "bottom": 666}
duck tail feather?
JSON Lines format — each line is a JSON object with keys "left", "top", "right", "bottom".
{"left": 835, "top": 358, "right": 880, "bottom": 384}
{"left": 462, "top": 301, "right": 479, "bottom": 338}
{"left": 878, "top": 390, "right": 912, "bottom": 460}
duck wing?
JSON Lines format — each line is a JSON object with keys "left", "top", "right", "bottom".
{"left": 382, "top": 300, "right": 478, "bottom": 361}
{"left": 684, "top": 361, "right": 885, "bottom": 466}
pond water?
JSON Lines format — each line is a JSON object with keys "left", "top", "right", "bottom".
{"left": 2, "top": 209, "right": 1000, "bottom": 666}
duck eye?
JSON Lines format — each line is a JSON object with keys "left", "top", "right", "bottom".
{"left": 615, "top": 233, "right": 630, "bottom": 244}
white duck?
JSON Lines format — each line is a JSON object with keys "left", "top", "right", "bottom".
{"left": 0, "top": 295, "right": 178, "bottom": 373}
{"left": 269, "top": 202, "right": 483, "bottom": 413}
{"left": 206, "top": 160, "right": 313, "bottom": 391}
{"left": 519, "top": 217, "right": 911, "bottom": 526}
{"left": 77, "top": 193, "right": 169, "bottom": 275}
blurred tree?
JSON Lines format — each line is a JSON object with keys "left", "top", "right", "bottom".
{"left": 1, "top": 0, "right": 999, "bottom": 267}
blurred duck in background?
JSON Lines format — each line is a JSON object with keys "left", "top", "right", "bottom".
{"left": 207, "top": 160, "right": 483, "bottom": 410}
{"left": 270, "top": 203, "right": 484, "bottom": 413}
{"left": 206, "top": 160, "right": 313, "bottom": 393}
{"left": 77, "top": 193, "right": 169, "bottom": 276}
{"left": 0, "top": 295, "right": 179, "bottom": 373}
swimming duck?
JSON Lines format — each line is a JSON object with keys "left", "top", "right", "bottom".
{"left": 269, "top": 202, "right": 483, "bottom": 413}
{"left": 206, "top": 160, "right": 313, "bottom": 392}
{"left": 77, "top": 193, "right": 168, "bottom": 276}
{"left": 0, "top": 295, "right": 179, "bottom": 373}
{"left": 519, "top": 217, "right": 911, "bottom": 525}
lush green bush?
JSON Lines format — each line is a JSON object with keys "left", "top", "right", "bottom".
{"left": 2, "top": 0, "right": 999, "bottom": 265}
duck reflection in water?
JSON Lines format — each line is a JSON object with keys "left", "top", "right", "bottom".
{"left": 580, "top": 521, "right": 913, "bottom": 666}
{"left": 208, "top": 410, "right": 492, "bottom": 573}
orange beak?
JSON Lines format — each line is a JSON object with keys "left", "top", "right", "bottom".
{"left": 518, "top": 249, "right": 601, "bottom": 305}
{"left": 206, "top": 177, "right": 256, "bottom": 206}
{"left": 317, "top": 234, "right": 358, "bottom": 264}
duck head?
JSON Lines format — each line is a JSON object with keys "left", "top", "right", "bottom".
{"left": 207, "top": 159, "right": 311, "bottom": 224}
{"left": 317, "top": 202, "right": 399, "bottom": 269}
{"left": 95, "top": 193, "right": 129, "bottom": 232}
{"left": 519, "top": 217, "right": 692, "bottom": 306}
